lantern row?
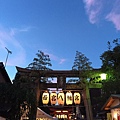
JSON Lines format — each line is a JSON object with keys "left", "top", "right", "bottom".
{"left": 42, "top": 91, "right": 81, "bottom": 105}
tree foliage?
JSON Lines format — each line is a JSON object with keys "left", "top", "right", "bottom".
{"left": 68, "top": 51, "right": 93, "bottom": 83}
{"left": 27, "top": 50, "right": 53, "bottom": 83}
{"left": 72, "top": 51, "right": 93, "bottom": 82}
{"left": 100, "top": 38, "right": 120, "bottom": 100}
{"left": 72, "top": 51, "right": 92, "bottom": 71}
{"left": 11, "top": 75, "right": 37, "bottom": 120}
{"left": 27, "top": 50, "right": 52, "bottom": 70}
{"left": 0, "top": 79, "right": 36, "bottom": 120}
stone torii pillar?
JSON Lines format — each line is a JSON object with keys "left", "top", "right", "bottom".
{"left": 82, "top": 82, "right": 102, "bottom": 120}
{"left": 82, "top": 83, "right": 93, "bottom": 120}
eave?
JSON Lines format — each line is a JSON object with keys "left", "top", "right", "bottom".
{"left": 102, "top": 94, "right": 120, "bottom": 110}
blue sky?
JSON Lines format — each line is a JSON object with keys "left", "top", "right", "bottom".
{"left": 0, "top": 0, "right": 120, "bottom": 80}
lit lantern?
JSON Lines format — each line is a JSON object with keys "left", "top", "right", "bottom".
{"left": 58, "top": 91, "right": 64, "bottom": 105}
{"left": 66, "top": 91, "right": 73, "bottom": 105}
{"left": 42, "top": 91, "right": 49, "bottom": 105}
{"left": 74, "top": 92, "right": 81, "bottom": 104}
{"left": 50, "top": 91, "right": 57, "bottom": 105}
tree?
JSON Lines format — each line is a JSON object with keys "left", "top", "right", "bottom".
{"left": 11, "top": 74, "right": 37, "bottom": 120}
{"left": 71, "top": 51, "right": 94, "bottom": 120}
{"left": 100, "top": 39, "right": 120, "bottom": 77}
{"left": 0, "top": 78, "right": 36, "bottom": 120}
{"left": 0, "top": 83, "right": 13, "bottom": 119}
{"left": 100, "top": 38, "right": 120, "bottom": 102}
{"left": 72, "top": 51, "right": 92, "bottom": 71}
{"left": 27, "top": 50, "right": 52, "bottom": 83}
{"left": 71, "top": 51, "right": 93, "bottom": 83}
{"left": 27, "top": 50, "right": 52, "bottom": 70}
{"left": 10, "top": 50, "right": 53, "bottom": 120}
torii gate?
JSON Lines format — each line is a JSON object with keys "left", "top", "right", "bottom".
{"left": 16, "top": 67, "right": 102, "bottom": 120}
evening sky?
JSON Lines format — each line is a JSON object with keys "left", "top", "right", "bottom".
{"left": 0, "top": 0, "right": 120, "bottom": 80}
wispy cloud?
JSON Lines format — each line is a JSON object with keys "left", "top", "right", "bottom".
{"left": 83, "top": 0, "right": 120, "bottom": 31}
{"left": 105, "top": 0, "right": 120, "bottom": 30}
{"left": 59, "top": 59, "right": 66, "bottom": 64}
{"left": 0, "top": 26, "right": 30, "bottom": 66}
{"left": 83, "top": 0, "right": 102, "bottom": 24}
{"left": 49, "top": 53, "right": 66, "bottom": 65}
{"left": 9, "top": 26, "right": 31, "bottom": 36}
{"left": 44, "top": 51, "right": 66, "bottom": 65}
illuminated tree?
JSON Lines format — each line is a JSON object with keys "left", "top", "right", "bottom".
{"left": 100, "top": 38, "right": 120, "bottom": 101}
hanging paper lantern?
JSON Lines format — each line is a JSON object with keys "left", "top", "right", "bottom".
{"left": 50, "top": 91, "right": 57, "bottom": 105}
{"left": 42, "top": 91, "right": 49, "bottom": 105}
{"left": 66, "top": 91, "right": 73, "bottom": 105}
{"left": 74, "top": 92, "right": 81, "bottom": 104}
{"left": 58, "top": 91, "right": 64, "bottom": 105}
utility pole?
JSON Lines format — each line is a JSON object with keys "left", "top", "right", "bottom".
{"left": 5, "top": 47, "right": 12, "bottom": 67}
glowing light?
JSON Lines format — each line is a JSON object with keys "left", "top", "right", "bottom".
{"left": 50, "top": 91, "right": 57, "bottom": 105}
{"left": 56, "top": 111, "right": 61, "bottom": 113}
{"left": 100, "top": 73, "right": 106, "bottom": 80}
{"left": 74, "top": 92, "right": 81, "bottom": 104}
{"left": 66, "top": 91, "right": 73, "bottom": 105}
{"left": 42, "top": 91, "right": 49, "bottom": 105}
{"left": 62, "top": 111, "right": 68, "bottom": 113}
{"left": 58, "top": 91, "right": 64, "bottom": 105}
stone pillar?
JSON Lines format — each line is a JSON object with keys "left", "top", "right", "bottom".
{"left": 83, "top": 83, "right": 93, "bottom": 120}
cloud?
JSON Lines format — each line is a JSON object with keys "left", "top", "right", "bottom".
{"left": 105, "top": 0, "right": 120, "bottom": 30}
{"left": 44, "top": 51, "right": 66, "bottom": 65}
{"left": 106, "top": 13, "right": 120, "bottom": 30}
{"left": 47, "top": 52, "right": 58, "bottom": 61}
{"left": 83, "top": 0, "right": 102, "bottom": 24}
{"left": 49, "top": 54, "right": 66, "bottom": 65}
{"left": 59, "top": 59, "right": 66, "bottom": 64}
{"left": 83, "top": 0, "right": 120, "bottom": 31}
{"left": 9, "top": 26, "right": 31, "bottom": 36}
{"left": 0, "top": 26, "right": 29, "bottom": 66}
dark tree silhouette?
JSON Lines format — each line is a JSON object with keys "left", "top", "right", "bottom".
{"left": 27, "top": 50, "right": 52, "bottom": 70}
